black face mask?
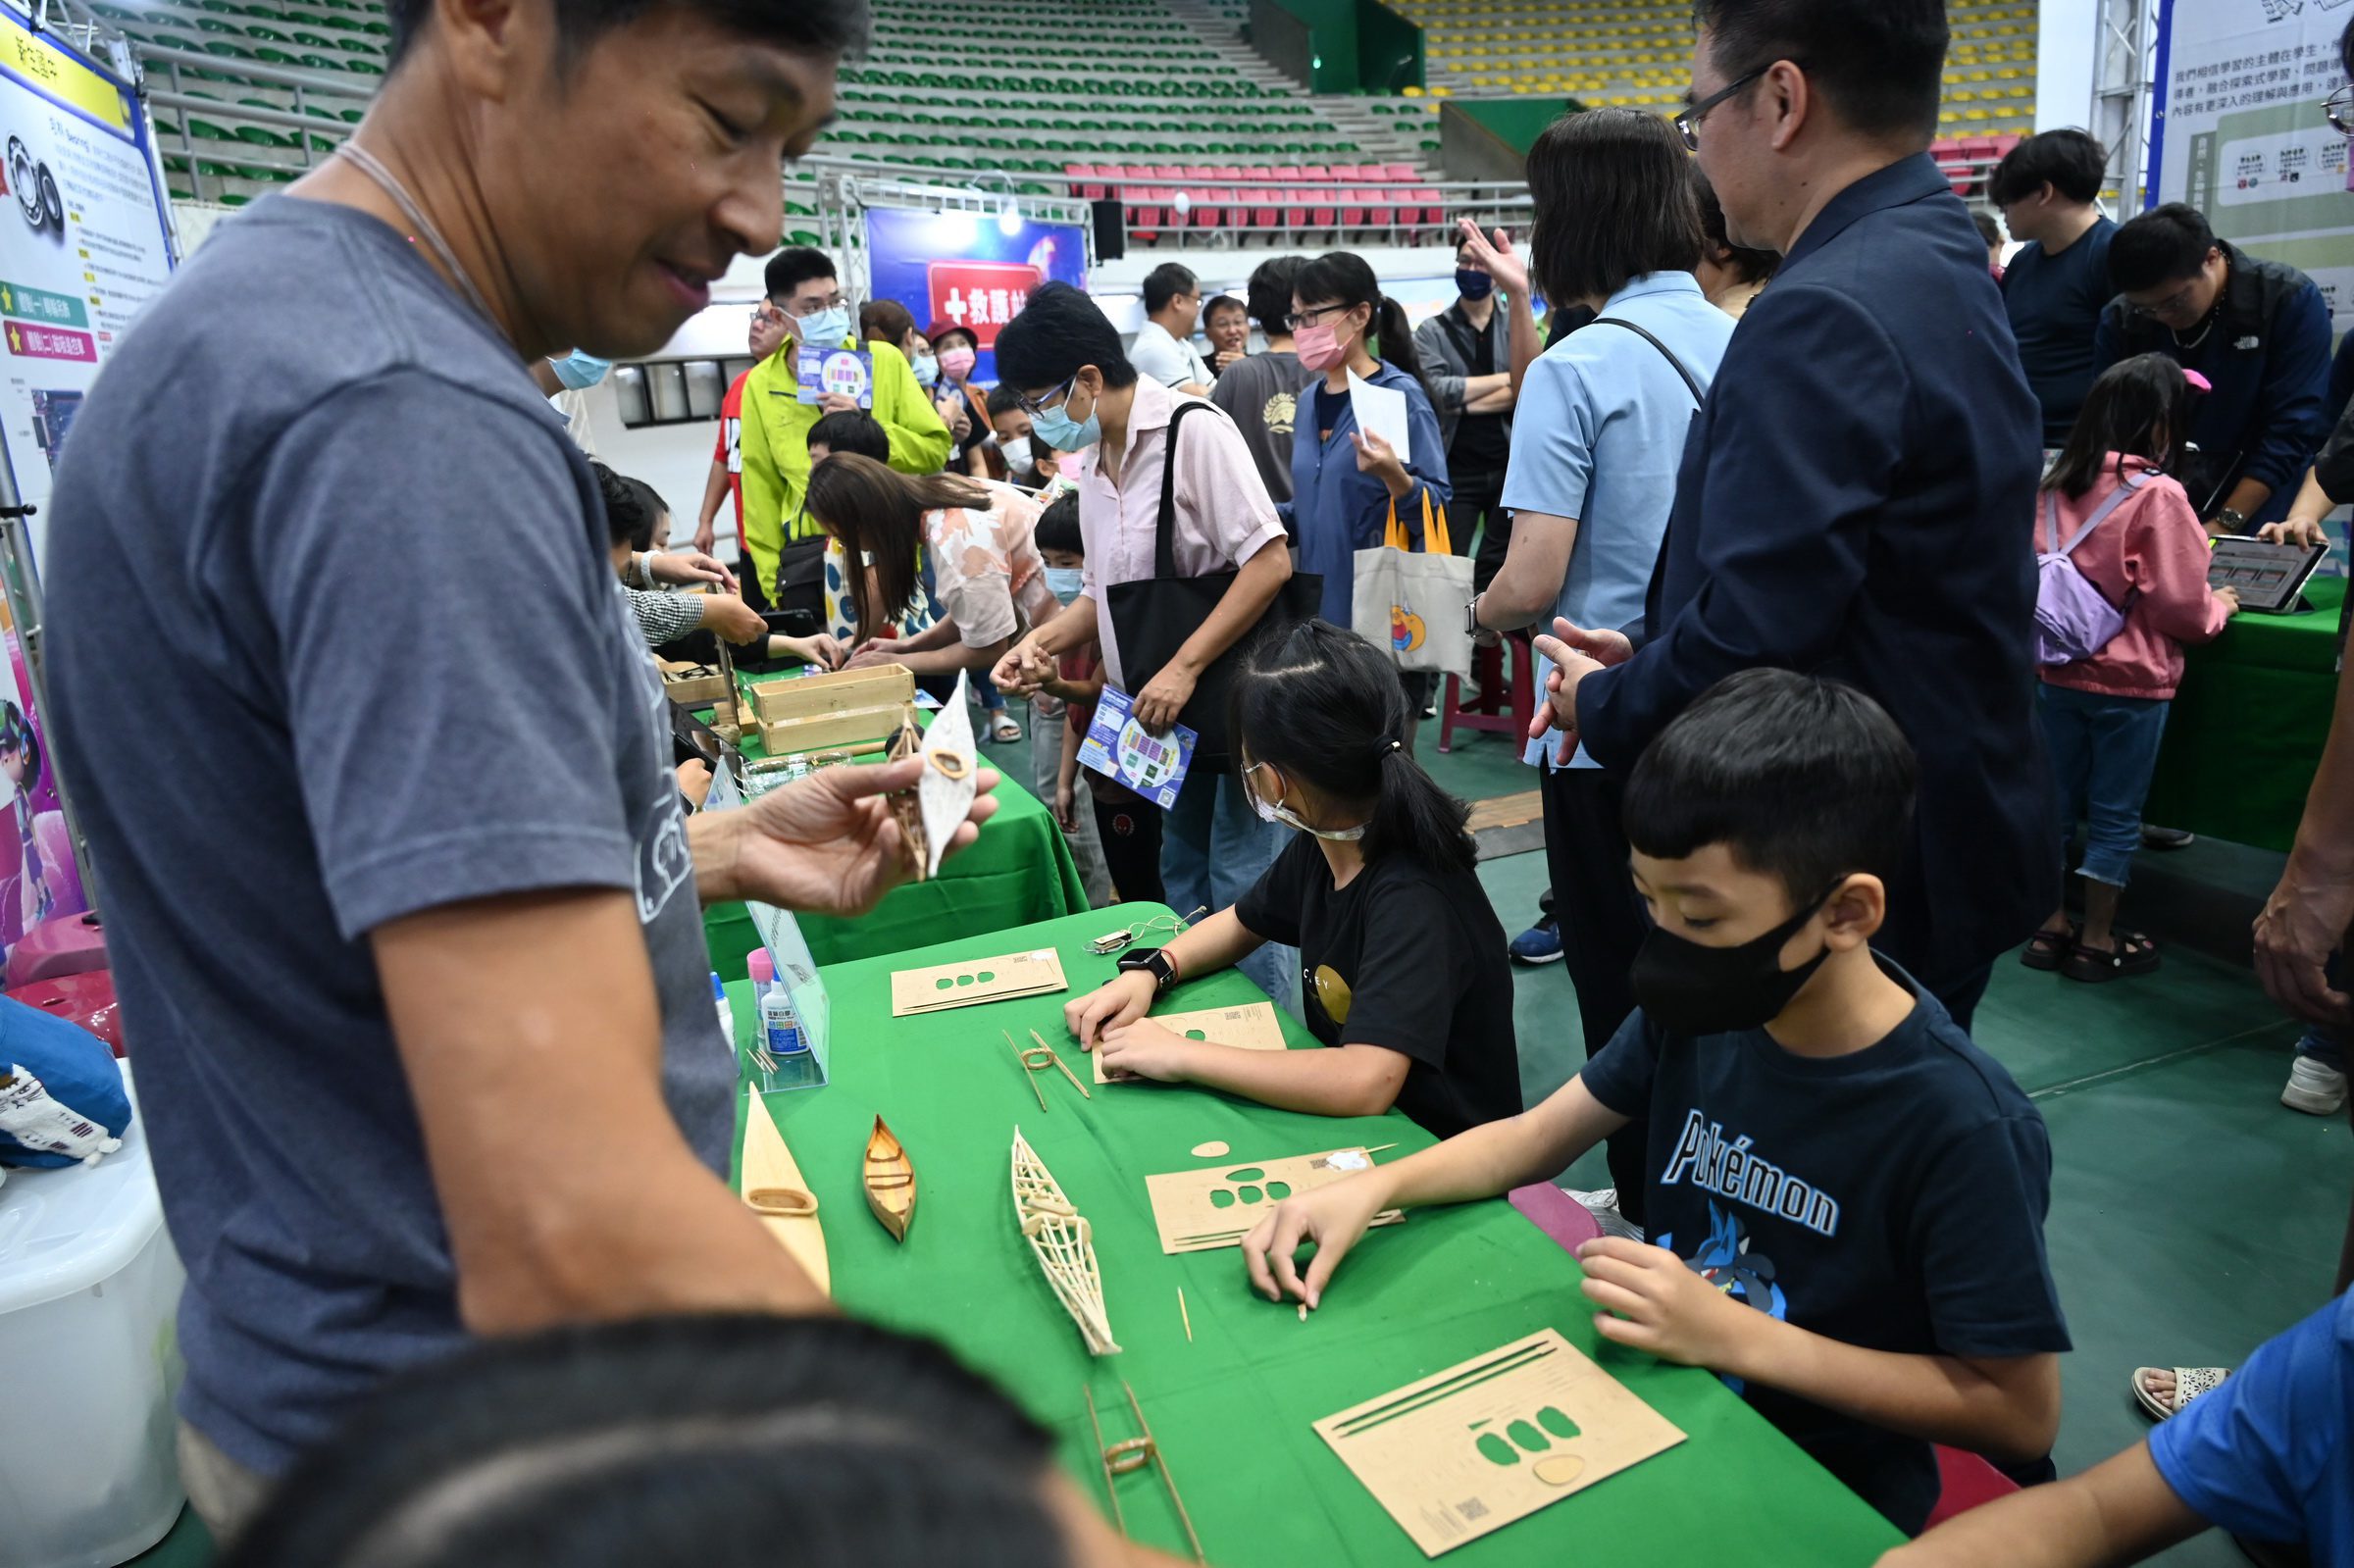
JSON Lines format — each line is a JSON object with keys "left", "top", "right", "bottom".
{"left": 1628, "top": 890, "right": 1836, "bottom": 1037}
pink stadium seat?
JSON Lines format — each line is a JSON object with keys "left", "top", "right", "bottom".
{"left": 1413, "top": 186, "right": 1444, "bottom": 227}
{"left": 1383, "top": 161, "right": 1417, "bottom": 180}
{"left": 1273, "top": 163, "right": 1305, "bottom": 181}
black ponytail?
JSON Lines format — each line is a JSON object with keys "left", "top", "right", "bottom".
{"left": 1229, "top": 620, "right": 1475, "bottom": 873}
{"left": 1295, "top": 251, "right": 1426, "bottom": 390}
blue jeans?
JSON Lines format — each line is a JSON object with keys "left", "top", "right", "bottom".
{"left": 2039, "top": 683, "right": 2172, "bottom": 888}
{"left": 2298, "top": 1029, "right": 2345, "bottom": 1072}
{"left": 1161, "top": 764, "right": 1300, "bottom": 1014}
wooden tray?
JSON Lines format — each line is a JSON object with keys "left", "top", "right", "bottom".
{"left": 747, "top": 664, "right": 915, "bottom": 725}
{"left": 660, "top": 660, "right": 731, "bottom": 707}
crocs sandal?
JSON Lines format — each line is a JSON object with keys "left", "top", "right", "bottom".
{"left": 2063, "top": 931, "right": 2160, "bottom": 983}
{"left": 2021, "top": 926, "right": 2076, "bottom": 972}
{"left": 988, "top": 712, "right": 1022, "bottom": 744}
{"left": 2132, "top": 1365, "right": 2228, "bottom": 1421}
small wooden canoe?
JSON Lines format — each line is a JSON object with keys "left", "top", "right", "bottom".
{"left": 864, "top": 1115, "right": 917, "bottom": 1242}
{"left": 742, "top": 1092, "right": 830, "bottom": 1295}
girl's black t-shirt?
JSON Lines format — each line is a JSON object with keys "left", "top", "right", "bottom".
{"left": 1236, "top": 835, "right": 1523, "bottom": 1138}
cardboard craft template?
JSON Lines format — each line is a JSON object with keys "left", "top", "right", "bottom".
{"left": 1095, "top": 1001, "right": 1288, "bottom": 1084}
{"left": 1144, "top": 1146, "right": 1404, "bottom": 1254}
{"left": 890, "top": 948, "right": 1069, "bottom": 1016}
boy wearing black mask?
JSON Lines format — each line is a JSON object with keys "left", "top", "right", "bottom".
{"left": 1242, "top": 669, "right": 2070, "bottom": 1538}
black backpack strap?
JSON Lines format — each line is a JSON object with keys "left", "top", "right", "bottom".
{"left": 1591, "top": 316, "right": 1706, "bottom": 407}
{"left": 1155, "top": 398, "right": 1212, "bottom": 580}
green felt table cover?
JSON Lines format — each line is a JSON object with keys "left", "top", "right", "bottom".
{"left": 2143, "top": 575, "right": 2342, "bottom": 853}
{"left": 701, "top": 668, "right": 1089, "bottom": 973}
{"left": 725, "top": 905, "right": 1902, "bottom": 1565}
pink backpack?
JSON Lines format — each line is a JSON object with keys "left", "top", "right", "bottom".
{"left": 2034, "top": 472, "right": 2143, "bottom": 666}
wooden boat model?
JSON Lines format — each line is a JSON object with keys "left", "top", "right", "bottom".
{"left": 1011, "top": 1125, "right": 1119, "bottom": 1354}
{"left": 741, "top": 1091, "right": 830, "bottom": 1296}
{"left": 863, "top": 1115, "right": 917, "bottom": 1241}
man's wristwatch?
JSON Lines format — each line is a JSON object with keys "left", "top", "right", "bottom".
{"left": 2214, "top": 507, "right": 2249, "bottom": 534}
{"left": 1116, "top": 946, "right": 1180, "bottom": 994}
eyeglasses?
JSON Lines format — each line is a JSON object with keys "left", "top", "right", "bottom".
{"left": 1283, "top": 303, "right": 1349, "bottom": 331}
{"left": 1674, "top": 65, "right": 1769, "bottom": 151}
{"left": 2126, "top": 278, "right": 2203, "bottom": 322}
{"left": 1015, "top": 374, "right": 1075, "bottom": 417}
{"left": 2328, "top": 83, "right": 2353, "bottom": 137}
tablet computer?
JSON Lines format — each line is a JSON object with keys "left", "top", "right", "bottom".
{"left": 2208, "top": 536, "right": 2328, "bottom": 613}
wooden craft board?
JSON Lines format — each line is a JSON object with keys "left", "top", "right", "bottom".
{"left": 890, "top": 947, "right": 1068, "bottom": 1016}
{"left": 1313, "top": 1329, "right": 1685, "bottom": 1557}
{"left": 1144, "top": 1145, "right": 1401, "bottom": 1254}
{"left": 1095, "top": 1001, "right": 1288, "bottom": 1084}
{"left": 748, "top": 664, "right": 914, "bottom": 725}
{"left": 739, "top": 1091, "right": 830, "bottom": 1296}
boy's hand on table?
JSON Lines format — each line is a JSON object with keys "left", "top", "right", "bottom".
{"left": 696, "top": 757, "right": 998, "bottom": 913}
{"left": 1242, "top": 1168, "right": 1398, "bottom": 1309}
{"left": 1574, "top": 1236, "right": 1757, "bottom": 1369}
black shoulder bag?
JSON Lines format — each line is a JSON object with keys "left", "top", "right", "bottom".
{"left": 1103, "top": 399, "right": 1322, "bottom": 765}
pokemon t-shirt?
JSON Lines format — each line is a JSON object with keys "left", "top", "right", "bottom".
{"left": 1579, "top": 956, "right": 2071, "bottom": 1534}
{"left": 1235, "top": 835, "right": 1520, "bottom": 1138}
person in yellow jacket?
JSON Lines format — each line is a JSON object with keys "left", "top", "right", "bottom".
{"left": 739, "top": 247, "right": 952, "bottom": 622}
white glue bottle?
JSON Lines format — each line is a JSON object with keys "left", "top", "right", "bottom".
{"left": 744, "top": 948, "right": 811, "bottom": 1087}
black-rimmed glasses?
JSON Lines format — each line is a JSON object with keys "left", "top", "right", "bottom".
{"left": 1015, "top": 375, "right": 1076, "bottom": 417}
{"left": 1674, "top": 66, "right": 1769, "bottom": 151}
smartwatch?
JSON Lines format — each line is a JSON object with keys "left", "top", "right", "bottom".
{"left": 1116, "top": 946, "right": 1180, "bottom": 994}
{"left": 2214, "top": 507, "right": 2249, "bottom": 535}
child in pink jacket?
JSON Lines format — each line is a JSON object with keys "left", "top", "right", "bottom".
{"left": 2023, "top": 354, "right": 2239, "bottom": 983}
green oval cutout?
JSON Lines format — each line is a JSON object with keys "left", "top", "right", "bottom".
{"left": 1236, "top": 1185, "right": 1263, "bottom": 1204}
{"left": 976, "top": 971, "right": 996, "bottom": 984}
{"left": 1265, "top": 1181, "right": 1292, "bottom": 1199}
{"left": 1209, "top": 1189, "right": 1236, "bottom": 1209}
{"left": 935, "top": 977, "right": 954, "bottom": 990}
{"left": 1507, "top": 1420, "right": 1550, "bottom": 1453}
{"left": 1537, "top": 1406, "right": 1580, "bottom": 1441}
{"left": 1475, "top": 1434, "right": 1519, "bottom": 1467}
{"left": 1185, "top": 1030, "right": 1207, "bottom": 1039}
{"left": 1223, "top": 1167, "right": 1266, "bottom": 1183}
{"left": 954, "top": 973, "right": 975, "bottom": 986}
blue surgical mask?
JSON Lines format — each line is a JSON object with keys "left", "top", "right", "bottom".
{"left": 1044, "top": 566, "right": 1085, "bottom": 605}
{"left": 1455, "top": 269, "right": 1495, "bottom": 302}
{"left": 791, "top": 304, "right": 849, "bottom": 347}
{"left": 913, "top": 352, "right": 940, "bottom": 388}
{"left": 1030, "top": 381, "right": 1101, "bottom": 453}
{"left": 548, "top": 349, "right": 613, "bottom": 390}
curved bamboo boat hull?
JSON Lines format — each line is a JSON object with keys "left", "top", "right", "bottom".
{"left": 742, "top": 1091, "right": 831, "bottom": 1296}
{"left": 864, "top": 1115, "right": 917, "bottom": 1242}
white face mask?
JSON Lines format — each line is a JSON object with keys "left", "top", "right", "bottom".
{"left": 1243, "top": 761, "right": 1365, "bottom": 841}
{"left": 1003, "top": 435, "right": 1035, "bottom": 475}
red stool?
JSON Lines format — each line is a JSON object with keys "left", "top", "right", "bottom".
{"left": 1438, "top": 632, "right": 1536, "bottom": 753}
{"left": 1922, "top": 1446, "right": 2021, "bottom": 1529}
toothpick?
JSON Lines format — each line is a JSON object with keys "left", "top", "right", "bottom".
{"left": 1364, "top": 1142, "right": 1399, "bottom": 1154}
{"left": 1031, "top": 1028, "right": 1093, "bottom": 1100}
{"left": 1178, "top": 1287, "right": 1193, "bottom": 1342}
{"left": 1003, "top": 1029, "right": 1049, "bottom": 1111}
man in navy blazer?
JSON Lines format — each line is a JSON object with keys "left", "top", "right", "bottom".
{"left": 1533, "top": 0, "right": 2052, "bottom": 1028}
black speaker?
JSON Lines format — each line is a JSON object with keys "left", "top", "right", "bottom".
{"left": 1091, "top": 199, "right": 1127, "bottom": 261}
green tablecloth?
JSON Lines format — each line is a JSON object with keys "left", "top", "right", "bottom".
{"left": 726, "top": 907, "right": 1901, "bottom": 1566}
{"left": 701, "top": 669, "right": 1089, "bottom": 973}
{"left": 2143, "top": 575, "right": 2342, "bottom": 852}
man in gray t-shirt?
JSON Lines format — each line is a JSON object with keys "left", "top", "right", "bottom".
{"left": 1210, "top": 256, "right": 1311, "bottom": 505}
{"left": 42, "top": 0, "right": 992, "bottom": 1536}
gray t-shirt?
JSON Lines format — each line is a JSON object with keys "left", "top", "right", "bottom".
{"left": 44, "top": 196, "right": 734, "bottom": 1474}
{"left": 1210, "top": 349, "right": 1307, "bottom": 504}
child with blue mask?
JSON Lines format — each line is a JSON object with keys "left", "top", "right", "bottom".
{"left": 1062, "top": 619, "right": 1519, "bottom": 1138}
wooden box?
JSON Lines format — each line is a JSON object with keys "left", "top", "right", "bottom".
{"left": 759, "top": 702, "right": 911, "bottom": 757}
{"left": 747, "top": 664, "right": 914, "bottom": 726}
{"left": 659, "top": 661, "right": 732, "bottom": 708}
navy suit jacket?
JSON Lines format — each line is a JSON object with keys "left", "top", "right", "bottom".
{"left": 1579, "top": 153, "right": 2055, "bottom": 989}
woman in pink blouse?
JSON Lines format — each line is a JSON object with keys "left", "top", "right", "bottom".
{"left": 805, "top": 453, "right": 1056, "bottom": 689}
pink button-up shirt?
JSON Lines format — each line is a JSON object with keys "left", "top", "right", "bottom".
{"left": 1076, "top": 377, "right": 1287, "bottom": 689}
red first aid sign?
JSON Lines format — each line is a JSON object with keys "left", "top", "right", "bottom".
{"left": 926, "top": 261, "right": 1044, "bottom": 348}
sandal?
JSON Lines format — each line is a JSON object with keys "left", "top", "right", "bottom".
{"left": 2021, "top": 926, "right": 2076, "bottom": 972}
{"left": 988, "top": 712, "right": 1022, "bottom": 744}
{"left": 2132, "top": 1365, "right": 2228, "bottom": 1421}
{"left": 2062, "top": 931, "right": 2160, "bottom": 983}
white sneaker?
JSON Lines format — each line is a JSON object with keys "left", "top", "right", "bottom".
{"left": 2282, "top": 1057, "right": 2348, "bottom": 1116}
{"left": 1562, "top": 1186, "right": 1646, "bottom": 1243}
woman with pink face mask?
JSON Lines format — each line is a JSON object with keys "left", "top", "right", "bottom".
{"left": 1281, "top": 251, "right": 1452, "bottom": 739}
{"left": 926, "top": 321, "right": 1007, "bottom": 483}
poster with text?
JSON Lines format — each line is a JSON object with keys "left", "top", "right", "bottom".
{"left": 2155, "top": 0, "right": 2354, "bottom": 330}
{"left": 863, "top": 205, "right": 1088, "bottom": 386}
